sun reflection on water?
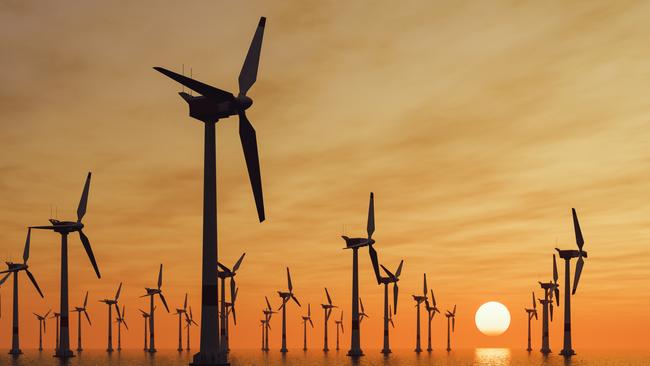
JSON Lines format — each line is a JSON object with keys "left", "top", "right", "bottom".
{"left": 474, "top": 348, "right": 512, "bottom": 366}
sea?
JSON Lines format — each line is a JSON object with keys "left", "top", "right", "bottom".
{"left": 0, "top": 348, "right": 647, "bottom": 366}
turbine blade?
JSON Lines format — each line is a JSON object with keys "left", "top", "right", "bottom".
{"left": 25, "top": 269, "right": 44, "bottom": 298}
{"left": 265, "top": 296, "right": 272, "bottom": 310}
{"left": 550, "top": 303, "right": 554, "bottom": 322}
{"left": 452, "top": 317, "right": 455, "bottom": 332}
{"left": 157, "top": 264, "right": 163, "bottom": 289}
{"left": 309, "top": 318, "right": 314, "bottom": 328}
{"left": 232, "top": 306, "right": 237, "bottom": 325}
{"left": 395, "top": 259, "right": 404, "bottom": 278}
{"left": 115, "top": 303, "right": 121, "bottom": 319}
{"left": 572, "top": 208, "right": 584, "bottom": 251}
{"left": 232, "top": 253, "right": 246, "bottom": 272}
{"left": 430, "top": 289, "right": 436, "bottom": 307}
{"left": 572, "top": 256, "right": 584, "bottom": 295}
{"left": 84, "top": 310, "right": 92, "bottom": 325}
{"left": 287, "top": 267, "right": 292, "bottom": 292}
{"left": 368, "top": 245, "right": 381, "bottom": 284}
{"left": 84, "top": 291, "right": 89, "bottom": 307}
{"left": 230, "top": 278, "right": 236, "bottom": 302}
{"left": 393, "top": 283, "right": 399, "bottom": 314}
{"left": 23, "top": 228, "right": 31, "bottom": 263}
{"left": 554, "top": 287, "right": 560, "bottom": 307}
{"left": 79, "top": 230, "right": 101, "bottom": 278}
{"left": 153, "top": 67, "right": 234, "bottom": 100}
{"left": 380, "top": 264, "right": 395, "bottom": 279}
{"left": 553, "top": 254, "right": 558, "bottom": 283}
{"left": 238, "top": 17, "right": 266, "bottom": 95}
{"left": 308, "top": 303, "right": 311, "bottom": 316}
{"left": 77, "top": 172, "right": 91, "bottom": 222}
{"left": 423, "top": 273, "right": 428, "bottom": 295}
{"left": 325, "top": 287, "right": 332, "bottom": 305}
{"left": 367, "top": 192, "right": 375, "bottom": 239}
{"left": 0, "top": 273, "right": 10, "bottom": 286}
{"left": 159, "top": 292, "right": 170, "bottom": 312}
{"left": 360, "top": 297, "right": 365, "bottom": 313}
{"left": 115, "top": 282, "right": 123, "bottom": 301}
{"left": 183, "top": 293, "right": 188, "bottom": 310}
{"left": 291, "top": 294, "right": 301, "bottom": 307}
{"left": 238, "top": 111, "right": 265, "bottom": 222}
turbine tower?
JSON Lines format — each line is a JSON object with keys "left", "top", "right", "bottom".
{"left": 139, "top": 309, "right": 150, "bottom": 351}
{"left": 51, "top": 312, "right": 60, "bottom": 349}
{"left": 33, "top": 310, "right": 51, "bottom": 351}
{"left": 175, "top": 294, "right": 188, "bottom": 352}
{"left": 445, "top": 305, "right": 456, "bottom": 351}
{"left": 321, "top": 287, "right": 337, "bottom": 352}
{"left": 538, "top": 255, "right": 560, "bottom": 354}
{"left": 555, "top": 208, "right": 588, "bottom": 357}
{"left": 277, "top": 268, "right": 301, "bottom": 353}
{"left": 154, "top": 16, "right": 267, "bottom": 366}
{"left": 412, "top": 273, "right": 428, "bottom": 353}
{"left": 301, "top": 303, "right": 314, "bottom": 351}
{"left": 30, "top": 172, "right": 101, "bottom": 358}
{"left": 115, "top": 305, "right": 129, "bottom": 351}
{"left": 259, "top": 320, "right": 266, "bottom": 351}
{"left": 525, "top": 291, "right": 538, "bottom": 352}
{"left": 341, "top": 192, "right": 376, "bottom": 357}
{"left": 185, "top": 306, "right": 198, "bottom": 350}
{"left": 424, "top": 289, "right": 440, "bottom": 352}
{"left": 141, "top": 264, "right": 170, "bottom": 353}
{"left": 335, "top": 312, "right": 344, "bottom": 351}
{"left": 99, "top": 282, "right": 122, "bottom": 352}
{"left": 217, "top": 253, "right": 245, "bottom": 353}
{"left": 0, "top": 229, "right": 44, "bottom": 355}
{"left": 262, "top": 296, "right": 276, "bottom": 351}
{"left": 378, "top": 260, "right": 402, "bottom": 354}
{"left": 72, "top": 291, "right": 91, "bottom": 352}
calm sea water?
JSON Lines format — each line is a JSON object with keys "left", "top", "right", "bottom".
{"left": 0, "top": 349, "right": 647, "bottom": 366}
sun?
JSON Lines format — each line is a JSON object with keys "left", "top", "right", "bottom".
{"left": 475, "top": 301, "right": 511, "bottom": 336}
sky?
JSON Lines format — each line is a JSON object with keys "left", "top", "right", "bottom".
{"left": 1, "top": 0, "right": 649, "bottom": 352}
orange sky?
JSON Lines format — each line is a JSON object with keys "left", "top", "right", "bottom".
{"left": 1, "top": 0, "right": 649, "bottom": 351}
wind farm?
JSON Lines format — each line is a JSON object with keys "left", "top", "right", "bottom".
{"left": 2, "top": 2, "right": 650, "bottom": 366}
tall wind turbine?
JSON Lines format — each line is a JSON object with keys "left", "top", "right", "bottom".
{"left": 538, "top": 255, "right": 559, "bottom": 354}
{"left": 31, "top": 172, "right": 101, "bottom": 358}
{"left": 33, "top": 310, "right": 51, "bottom": 351}
{"left": 139, "top": 309, "right": 150, "bottom": 351}
{"left": 185, "top": 306, "right": 198, "bottom": 351}
{"left": 154, "top": 16, "right": 267, "bottom": 366}
{"left": 556, "top": 208, "right": 588, "bottom": 357}
{"left": 321, "top": 287, "right": 337, "bottom": 352}
{"left": 341, "top": 192, "right": 376, "bottom": 357}
{"left": 378, "top": 260, "right": 402, "bottom": 354}
{"left": 72, "top": 291, "right": 91, "bottom": 352}
{"left": 277, "top": 268, "right": 301, "bottom": 353}
{"left": 445, "top": 305, "right": 456, "bottom": 351}
{"left": 141, "top": 264, "right": 170, "bottom": 353}
{"left": 174, "top": 294, "right": 188, "bottom": 352}
{"left": 525, "top": 291, "right": 538, "bottom": 352}
{"left": 412, "top": 273, "right": 428, "bottom": 353}
{"left": 218, "top": 253, "right": 245, "bottom": 353}
{"left": 0, "top": 229, "right": 44, "bottom": 355}
{"left": 262, "top": 296, "right": 276, "bottom": 351}
{"left": 335, "top": 311, "right": 344, "bottom": 351}
{"left": 99, "top": 282, "right": 122, "bottom": 352}
{"left": 115, "top": 305, "right": 128, "bottom": 351}
{"left": 424, "top": 289, "right": 440, "bottom": 352}
{"left": 301, "top": 304, "right": 314, "bottom": 351}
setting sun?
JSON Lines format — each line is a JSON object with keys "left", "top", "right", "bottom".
{"left": 475, "top": 302, "right": 511, "bottom": 336}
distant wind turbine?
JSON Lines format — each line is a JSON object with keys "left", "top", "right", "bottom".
{"left": 321, "top": 287, "right": 337, "bottom": 352}
{"left": 141, "top": 264, "right": 170, "bottom": 353}
{"left": 412, "top": 273, "right": 428, "bottom": 353}
{"left": 335, "top": 311, "right": 344, "bottom": 351}
{"left": 139, "top": 309, "right": 150, "bottom": 351}
{"left": 378, "top": 260, "right": 403, "bottom": 354}
{"left": 277, "top": 268, "right": 301, "bottom": 353}
{"left": 445, "top": 305, "right": 456, "bottom": 351}
{"left": 33, "top": 310, "right": 51, "bottom": 351}
{"left": 525, "top": 291, "right": 538, "bottom": 352}
{"left": 72, "top": 291, "right": 91, "bottom": 352}
{"left": 184, "top": 306, "right": 198, "bottom": 350}
{"left": 174, "top": 294, "right": 188, "bottom": 352}
{"left": 301, "top": 304, "right": 314, "bottom": 351}
{"left": 115, "top": 305, "right": 128, "bottom": 351}
{"left": 99, "top": 282, "right": 122, "bottom": 352}
{"left": 424, "top": 289, "right": 440, "bottom": 352}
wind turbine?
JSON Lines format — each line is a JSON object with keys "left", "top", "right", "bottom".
{"left": 301, "top": 304, "right": 314, "bottom": 351}
{"left": 99, "top": 282, "right": 122, "bottom": 352}
{"left": 141, "top": 264, "right": 170, "bottom": 353}
{"left": 224, "top": 286, "right": 238, "bottom": 353}
{"left": 424, "top": 289, "right": 440, "bottom": 352}
{"left": 412, "top": 273, "right": 428, "bottom": 353}
{"left": 259, "top": 319, "right": 267, "bottom": 351}
{"left": 341, "top": 192, "right": 376, "bottom": 357}
{"left": 538, "top": 255, "right": 560, "bottom": 354}
{"left": 0, "top": 229, "right": 44, "bottom": 355}
{"left": 51, "top": 312, "right": 60, "bottom": 349}
{"left": 525, "top": 291, "right": 538, "bottom": 352}
{"left": 335, "top": 311, "right": 344, "bottom": 351}
{"left": 217, "top": 253, "right": 245, "bottom": 353}
{"left": 115, "top": 305, "right": 128, "bottom": 351}
{"left": 154, "top": 16, "right": 267, "bottom": 366}
{"left": 185, "top": 306, "right": 198, "bottom": 351}
{"left": 378, "top": 260, "right": 403, "bottom": 354}
{"left": 33, "top": 310, "right": 51, "bottom": 351}
{"left": 139, "top": 309, "right": 150, "bottom": 351}
{"left": 445, "top": 305, "right": 456, "bottom": 352}
{"left": 277, "top": 267, "right": 301, "bottom": 353}
{"left": 175, "top": 294, "right": 188, "bottom": 352}
{"left": 321, "top": 287, "right": 337, "bottom": 352}
{"left": 31, "top": 172, "right": 101, "bottom": 358}
{"left": 556, "top": 208, "right": 588, "bottom": 357}
{"left": 72, "top": 291, "right": 91, "bottom": 352}
{"left": 262, "top": 296, "right": 276, "bottom": 351}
